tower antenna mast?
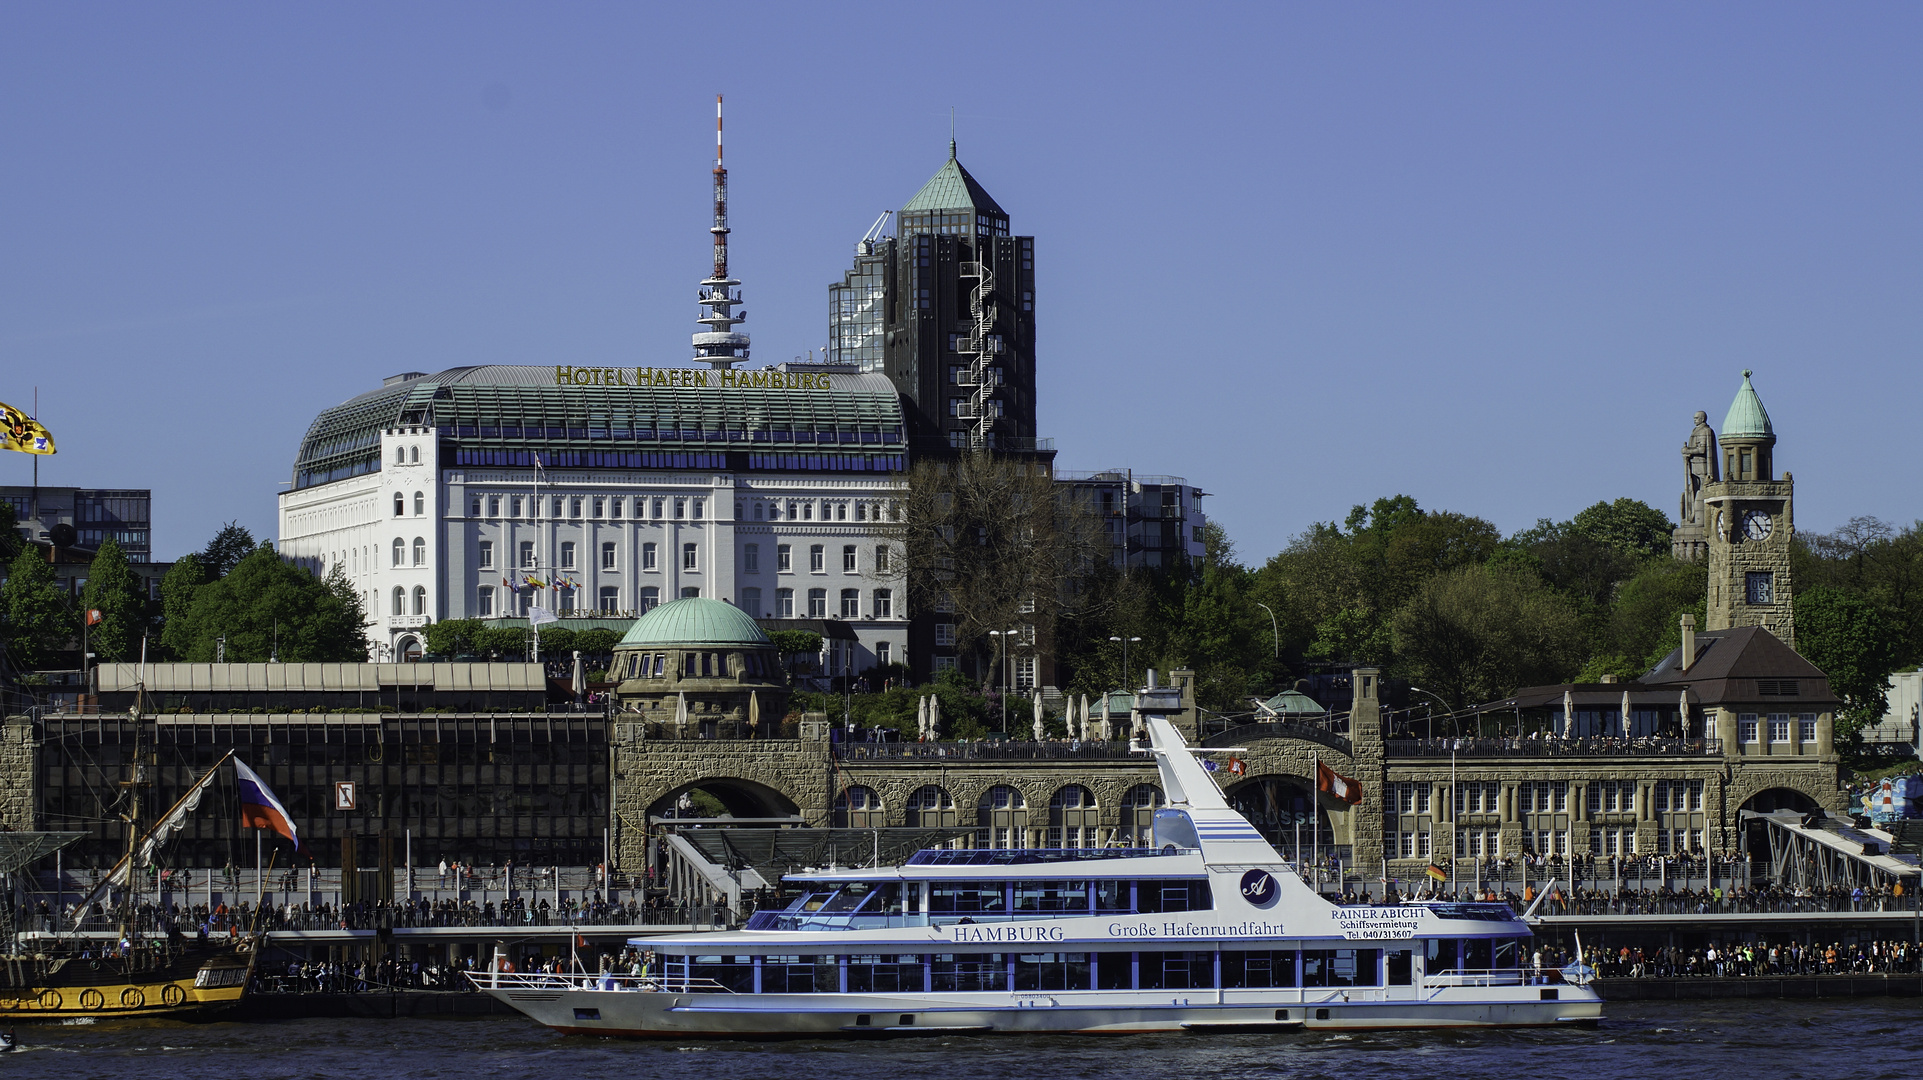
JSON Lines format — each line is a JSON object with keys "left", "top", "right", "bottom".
{"left": 692, "top": 94, "right": 749, "bottom": 370}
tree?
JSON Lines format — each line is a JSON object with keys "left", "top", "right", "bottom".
{"left": 2, "top": 547, "right": 71, "bottom": 670}
{"left": 169, "top": 545, "right": 368, "bottom": 661}
{"left": 770, "top": 629, "right": 823, "bottom": 666}
{"left": 79, "top": 538, "right": 143, "bottom": 662}
{"left": 0, "top": 500, "right": 21, "bottom": 562}
{"left": 576, "top": 628, "right": 623, "bottom": 655}
{"left": 1571, "top": 498, "right": 1674, "bottom": 559}
{"left": 1389, "top": 564, "right": 1585, "bottom": 711}
{"left": 198, "top": 522, "right": 256, "bottom": 580}
{"left": 1606, "top": 559, "right": 1708, "bottom": 669}
{"left": 883, "top": 453, "right": 1105, "bottom": 674}
{"left": 1795, "top": 586, "right": 1904, "bottom": 745}
{"left": 424, "top": 618, "right": 485, "bottom": 658}
{"left": 157, "top": 554, "right": 207, "bottom": 659}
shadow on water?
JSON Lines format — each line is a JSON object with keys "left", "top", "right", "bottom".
{"left": 10, "top": 1000, "right": 1923, "bottom": 1080}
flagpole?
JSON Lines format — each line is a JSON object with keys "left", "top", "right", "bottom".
{"left": 256, "top": 829, "right": 263, "bottom": 911}
{"left": 1312, "top": 749, "right": 1320, "bottom": 897}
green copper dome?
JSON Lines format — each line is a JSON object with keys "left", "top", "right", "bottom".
{"left": 901, "top": 142, "right": 1008, "bottom": 218}
{"left": 1721, "top": 369, "right": 1774, "bottom": 440}
{"left": 617, "top": 597, "right": 771, "bottom": 648}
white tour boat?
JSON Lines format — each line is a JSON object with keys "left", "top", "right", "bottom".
{"left": 476, "top": 715, "right": 1603, "bottom": 1037}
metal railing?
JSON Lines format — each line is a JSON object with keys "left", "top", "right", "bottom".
{"left": 830, "top": 740, "right": 1145, "bottom": 762}
{"left": 1384, "top": 737, "right": 1721, "bottom": 758}
{"left": 468, "top": 971, "right": 737, "bottom": 994}
{"left": 1203, "top": 722, "right": 1353, "bottom": 756}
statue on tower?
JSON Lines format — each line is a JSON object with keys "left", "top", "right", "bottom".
{"left": 1672, "top": 410, "right": 1718, "bottom": 561}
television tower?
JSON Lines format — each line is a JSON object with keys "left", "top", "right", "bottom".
{"left": 693, "top": 95, "right": 749, "bottom": 370}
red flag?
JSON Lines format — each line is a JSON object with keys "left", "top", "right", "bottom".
{"left": 1317, "top": 761, "right": 1363, "bottom": 805}
{"left": 1227, "top": 757, "right": 1247, "bottom": 776}
{"left": 86, "top": 608, "right": 102, "bottom": 626}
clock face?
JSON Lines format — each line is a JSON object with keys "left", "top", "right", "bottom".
{"left": 1741, "top": 509, "right": 1774, "bottom": 541}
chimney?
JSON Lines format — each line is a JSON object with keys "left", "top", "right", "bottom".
{"left": 1680, "top": 613, "right": 1696, "bottom": 671}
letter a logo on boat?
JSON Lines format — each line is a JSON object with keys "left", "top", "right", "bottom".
{"left": 1240, "top": 869, "right": 1278, "bottom": 907}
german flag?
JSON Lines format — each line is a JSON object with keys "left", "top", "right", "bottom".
{"left": 1426, "top": 863, "right": 1448, "bottom": 883}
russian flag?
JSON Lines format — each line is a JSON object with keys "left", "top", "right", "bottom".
{"left": 236, "top": 759, "right": 300, "bottom": 849}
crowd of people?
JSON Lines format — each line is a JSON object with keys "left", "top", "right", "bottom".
{"left": 45, "top": 893, "right": 740, "bottom": 936}
{"left": 1582, "top": 939, "right": 1920, "bottom": 978}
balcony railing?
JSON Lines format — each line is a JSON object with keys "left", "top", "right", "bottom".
{"left": 1384, "top": 737, "right": 1722, "bottom": 758}
{"left": 1202, "top": 721, "right": 1353, "bottom": 756}
{"left": 831, "top": 739, "right": 1145, "bottom": 762}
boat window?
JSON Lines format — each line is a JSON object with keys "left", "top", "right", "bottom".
{"left": 792, "top": 892, "right": 834, "bottom": 913}
{"left": 1093, "top": 880, "right": 1132, "bottom": 912}
{"left": 1151, "top": 809, "right": 1201, "bottom": 850}
{"left": 1095, "top": 951, "right": 1133, "bottom": 990}
{"left": 1425, "top": 936, "right": 1460, "bottom": 974}
{"left": 845, "top": 954, "right": 922, "bottom": 993}
{"left": 929, "top": 882, "right": 1007, "bottom": 915}
{"left": 1222, "top": 950, "right": 1299, "bottom": 989}
{"left": 1463, "top": 939, "right": 1493, "bottom": 971}
{"left": 819, "top": 884, "right": 874, "bottom": 914}
{"left": 762, "top": 955, "right": 839, "bottom": 994}
{"left": 1386, "top": 948, "right": 1413, "bottom": 985}
{"left": 930, "top": 953, "right": 1008, "bottom": 992}
{"left": 1135, "top": 879, "right": 1212, "bottom": 913}
{"left": 1013, "top": 880, "right": 1089, "bottom": 913}
{"left": 1303, "top": 948, "right": 1381, "bottom": 988}
{"left": 1014, "top": 952, "right": 1092, "bottom": 991}
{"left": 689, "top": 954, "right": 755, "bottom": 993}
{"left": 1138, "top": 950, "right": 1215, "bottom": 990}
{"left": 1493, "top": 938, "right": 1525, "bottom": 970}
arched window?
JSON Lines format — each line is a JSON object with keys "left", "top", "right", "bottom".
{"left": 412, "top": 585, "right": 427, "bottom": 616}
{"left": 412, "top": 537, "right": 426, "bottom": 566}
{"left": 873, "top": 588, "right": 892, "bottom": 619}
{"left": 977, "top": 786, "right": 1028, "bottom": 849}
{"left": 395, "top": 447, "right": 405, "bottom": 465}
{"left": 392, "top": 494, "right": 404, "bottom": 517}
{"left": 905, "top": 785, "right": 958, "bottom": 830}
{"left": 413, "top": 491, "right": 425, "bottom": 516}
{"left": 1048, "top": 786, "right": 1100, "bottom": 849}
{"left": 409, "top": 445, "right": 419, "bottom": 464}
{"left": 391, "top": 586, "right": 404, "bottom": 617}
{"left": 1120, "top": 785, "right": 1165, "bottom": 848}
{"left": 391, "top": 538, "right": 405, "bottom": 567}
{"left": 832, "top": 786, "right": 885, "bottom": 828}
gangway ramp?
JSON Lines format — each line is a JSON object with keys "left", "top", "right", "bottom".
{"left": 1741, "top": 809, "right": 1921, "bottom": 891}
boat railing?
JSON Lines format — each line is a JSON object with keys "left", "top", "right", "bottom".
{"left": 467, "top": 971, "right": 738, "bottom": 994}
{"left": 1421, "top": 967, "right": 1539, "bottom": 988}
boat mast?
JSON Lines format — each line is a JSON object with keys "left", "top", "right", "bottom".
{"left": 117, "top": 636, "right": 149, "bottom": 945}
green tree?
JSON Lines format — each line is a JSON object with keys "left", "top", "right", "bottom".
{"left": 79, "top": 538, "right": 143, "bottom": 662}
{"left": 575, "top": 628, "right": 623, "bottom": 655}
{"left": 1571, "top": 498, "right": 1674, "bottom": 559}
{"left": 535, "top": 625, "right": 577, "bottom": 656}
{"left": 770, "top": 629, "right": 823, "bottom": 675}
{"left": 0, "top": 500, "right": 21, "bottom": 562}
{"left": 1606, "top": 559, "right": 1708, "bottom": 669}
{"left": 157, "top": 554, "right": 207, "bottom": 659}
{"left": 424, "top": 618, "right": 485, "bottom": 657}
{"left": 1389, "top": 564, "right": 1585, "bottom": 711}
{"left": 475, "top": 624, "right": 528, "bottom": 659}
{"left": 198, "top": 522, "right": 256, "bottom": 580}
{"left": 1795, "top": 586, "right": 1904, "bottom": 745}
{"left": 171, "top": 545, "right": 368, "bottom": 661}
{"left": 2, "top": 547, "right": 72, "bottom": 670}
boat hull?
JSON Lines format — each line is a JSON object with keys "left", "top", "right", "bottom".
{"left": 0, "top": 945, "right": 254, "bottom": 1021}
{"left": 481, "top": 982, "right": 1604, "bottom": 1039}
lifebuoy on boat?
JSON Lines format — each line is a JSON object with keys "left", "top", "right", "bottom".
{"left": 161, "top": 984, "right": 186, "bottom": 1006}
{"left": 78, "top": 989, "right": 104, "bottom": 1009}
{"left": 120, "top": 987, "right": 145, "bottom": 1009}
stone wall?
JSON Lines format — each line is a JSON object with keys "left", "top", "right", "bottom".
{"left": 0, "top": 716, "right": 33, "bottom": 831}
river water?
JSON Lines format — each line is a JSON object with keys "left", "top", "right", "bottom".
{"left": 7, "top": 999, "right": 1919, "bottom": 1079}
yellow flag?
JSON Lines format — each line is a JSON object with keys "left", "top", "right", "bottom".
{"left": 0, "top": 401, "right": 55, "bottom": 455}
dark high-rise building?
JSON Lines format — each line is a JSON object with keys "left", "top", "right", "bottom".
{"left": 830, "top": 143, "right": 1042, "bottom": 456}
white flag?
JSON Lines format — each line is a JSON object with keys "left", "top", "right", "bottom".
{"left": 528, "top": 606, "right": 559, "bottom": 627}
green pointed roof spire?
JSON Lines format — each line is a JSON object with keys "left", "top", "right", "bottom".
{"left": 1721, "top": 369, "right": 1774, "bottom": 440}
{"left": 901, "top": 144, "right": 1008, "bottom": 219}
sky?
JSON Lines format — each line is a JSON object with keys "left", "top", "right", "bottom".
{"left": 2, "top": 3, "right": 1918, "bottom": 564}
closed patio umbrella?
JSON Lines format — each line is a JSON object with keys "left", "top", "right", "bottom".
{"left": 1563, "top": 689, "right": 1576, "bottom": 740}
{"left": 674, "top": 691, "right": 688, "bottom": 735}
{"left": 1033, "top": 692, "right": 1045, "bottom": 741}
{"left": 1621, "top": 690, "right": 1634, "bottom": 739}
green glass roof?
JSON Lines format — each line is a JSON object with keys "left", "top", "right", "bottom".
{"left": 617, "top": 597, "right": 772, "bottom": 648}
{"left": 1721, "top": 369, "right": 1774, "bottom": 440}
{"left": 292, "top": 365, "right": 906, "bottom": 490}
{"left": 901, "top": 143, "right": 1007, "bottom": 218}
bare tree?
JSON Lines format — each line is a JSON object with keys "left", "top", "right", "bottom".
{"left": 880, "top": 454, "right": 1107, "bottom": 677}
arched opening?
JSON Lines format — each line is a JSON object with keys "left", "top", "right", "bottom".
{"left": 1741, "top": 787, "right": 1823, "bottom": 864}
{"left": 905, "top": 785, "right": 957, "bottom": 829}
{"left": 648, "top": 777, "right": 800, "bottom": 822}
{"left": 1048, "top": 785, "right": 1099, "bottom": 848}
{"left": 833, "top": 786, "right": 884, "bottom": 828}
{"left": 977, "top": 785, "right": 1027, "bottom": 849}
{"left": 1119, "top": 784, "right": 1163, "bottom": 847}
{"left": 1226, "top": 776, "right": 1336, "bottom": 862}
{"left": 396, "top": 635, "right": 422, "bottom": 662}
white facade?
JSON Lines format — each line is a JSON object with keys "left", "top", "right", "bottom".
{"left": 279, "top": 425, "right": 908, "bottom": 670}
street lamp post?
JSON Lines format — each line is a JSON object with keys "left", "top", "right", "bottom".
{"left": 1253, "top": 603, "right": 1279, "bottom": 660}
{"left": 1109, "top": 635, "right": 1142, "bottom": 693}
{"left": 1409, "top": 686, "right": 1456, "bottom": 738}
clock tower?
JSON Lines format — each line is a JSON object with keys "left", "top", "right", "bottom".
{"left": 1703, "top": 370, "right": 1795, "bottom": 649}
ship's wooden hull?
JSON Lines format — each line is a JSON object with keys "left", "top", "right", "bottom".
{"left": 0, "top": 942, "right": 254, "bottom": 1020}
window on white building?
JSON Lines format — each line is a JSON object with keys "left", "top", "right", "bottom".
{"left": 411, "top": 585, "right": 426, "bottom": 616}
{"left": 592, "top": 498, "right": 604, "bottom": 518}
{"left": 413, "top": 491, "right": 425, "bottom": 516}
{"left": 674, "top": 499, "right": 685, "bottom": 519}
{"left": 391, "top": 587, "right": 404, "bottom": 616}
{"left": 842, "top": 545, "right": 857, "bottom": 572}
{"left": 519, "top": 541, "right": 535, "bottom": 568}
{"left": 560, "top": 541, "right": 576, "bottom": 570}
{"left": 810, "top": 545, "right": 825, "bottom": 572}
{"left": 642, "top": 542, "right": 657, "bottom": 571}
{"left": 741, "top": 587, "right": 762, "bottom": 618}
{"left": 1769, "top": 716, "right": 1792, "bottom": 743}
{"left": 598, "top": 587, "right": 619, "bottom": 614}
{"left": 395, "top": 447, "right": 405, "bottom": 465}
{"left": 682, "top": 543, "right": 698, "bottom": 571}
{"left": 640, "top": 586, "right": 659, "bottom": 613}
{"left": 609, "top": 498, "right": 622, "bottom": 520}
{"left": 744, "top": 544, "right": 759, "bottom": 572}
{"left": 691, "top": 500, "right": 703, "bottom": 520}
{"left": 935, "top": 623, "right": 956, "bottom": 647}
{"left": 412, "top": 537, "right": 426, "bottom": 566}
{"left": 876, "top": 641, "right": 892, "bottom": 667}
{"left": 478, "top": 541, "right": 494, "bottom": 569}
{"left": 874, "top": 589, "right": 892, "bottom": 618}
{"left": 680, "top": 586, "right": 700, "bottom": 598}
{"left": 391, "top": 538, "right": 405, "bottom": 567}
{"left": 392, "top": 494, "right": 404, "bottom": 517}
{"left": 1738, "top": 714, "right": 1758, "bottom": 743}
{"left": 601, "top": 541, "right": 616, "bottom": 570}
{"left": 776, "top": 588, "right": 794, "bottom": 617}
{"left": 840, "top": 588, "right": 859, "bottom": 618}
{"left": 477, "top": 586, "right": 495, "bottom": 617}
{"left": 875, "top": 545, "right": 890, "bottom": 573}
{"left": 808, "top": 588, "right": 827, "bottom": 618}
{"left": 487, "top": 495, "right": 500, "bottom": 517}
{"left": 777, "top": 545, "right": 792, "bottom": 572}
{"left": 570, "top": 497, "right": 583, "bottom": 518}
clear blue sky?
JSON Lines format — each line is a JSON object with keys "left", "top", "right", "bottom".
{"left": 2, "top": 3, "right": 1917, "bottom": 563}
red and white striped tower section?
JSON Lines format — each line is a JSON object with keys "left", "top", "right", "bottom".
{"left": 693, "top": 94, "right": 749, "bottom": 370}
